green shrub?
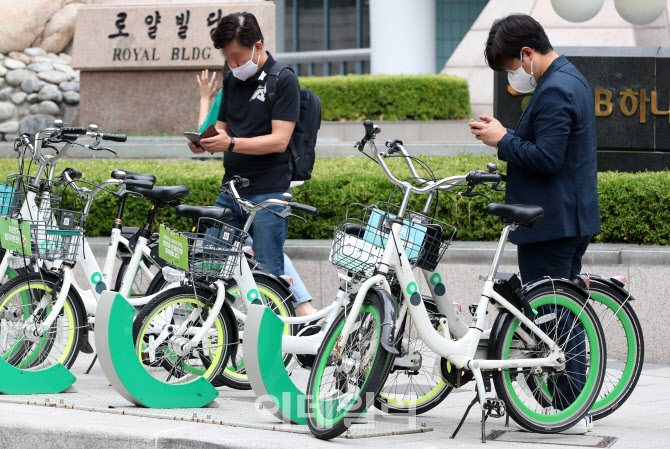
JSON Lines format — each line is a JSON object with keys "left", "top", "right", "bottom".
{"left": 299, "top": 74, "right": 471, "bottom": 121}
{"left": 0, "top": 156, "right": 668, "bottom": 245}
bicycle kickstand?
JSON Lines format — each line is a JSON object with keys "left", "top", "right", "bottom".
{"left": 450, "top": 392, "right": 479, "bottom": 440}
{"left": 450, "top": 390, "right": 507, "bottom": 443}
{"left": 84, "top": 353, "right": 98, "bottom": 374}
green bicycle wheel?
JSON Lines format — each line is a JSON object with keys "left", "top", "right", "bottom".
{"left": 213, "top": 274, "right": 297, "bottom": 390}
{"left": 132, "top": 286, "right": 235, "bottom": 383}
{"left": 0, "top": 271, "right": 85, "bottom": 370}
{"left": 491, "top": 285, "right": 606, "bottom": 433}
{"left": 306, "top": 292, "right": 392, "bottom": 440}
{"left": 375, "top": 297, "right": 453, "bottom": 414}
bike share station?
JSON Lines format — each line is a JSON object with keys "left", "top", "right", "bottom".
{"left": 0, "top": 119, "right": 626, "bottom": 448}
{"left": 0, "top": 3, "right": 646, "bottom": 447}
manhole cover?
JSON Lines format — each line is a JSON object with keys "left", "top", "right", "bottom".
{"left": 487, "top": 430, "right": 617, "bottom": 447}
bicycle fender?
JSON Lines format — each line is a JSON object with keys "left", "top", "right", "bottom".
{"left": 219, "top": 297, "right": 239, "bottom": 369}
{"left": 521, "top": 277, "right": 590, "bottom": 302}
{"left": 369, "top": 286, "right": 399, "bottom": 355}
{"left": 489, "top": 278, "right": 590, "bottom": 356}
{"left": 581, "top": 274, "right": 636, "bottom": 301}
{"left": 251, "top": 270, "right": 293, "bottom": 294}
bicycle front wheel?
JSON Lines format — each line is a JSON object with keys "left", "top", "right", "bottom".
{"left": 306, "top": 292, "right": 392, "bottom": 440}
{"left": 214, "top": 274, "right": 297, "bottom": 390}
{"left": 0, "top": 271, "right": 86, "bottom": 370}
{"left": 491, "top": 285, "right": 606, "bottom": 433}
{"left": 132, "top": 286, "right": 236, "bottom": 383}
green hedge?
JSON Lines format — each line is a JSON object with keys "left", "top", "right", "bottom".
{"left": 299, "top": 74, "right": 471, "bottom": 121}
{"left": 1, "top": 156, "right": 669, "bottom": 245}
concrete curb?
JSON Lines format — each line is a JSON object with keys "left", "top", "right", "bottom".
{"left": 85, "top": 238, "right": 670, "bottom": 266}
{"left": 280, "top": 240, "right": 670, "bottom": 266}
{"left": 0, "top": 139, "right": 492, "bottom": 159}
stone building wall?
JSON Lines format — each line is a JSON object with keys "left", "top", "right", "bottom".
{"left": 0, "top": 48, "right": 80, "bottom": 142}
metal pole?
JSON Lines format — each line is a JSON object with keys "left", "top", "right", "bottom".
{"left": 323, "top": 0, "right": 331, "bottom": 76}
{"left": 355, "top": 0, "right": 363, "bottom": 74}
{"left": 292, "top": 0, "right": 299, "bottom": 52}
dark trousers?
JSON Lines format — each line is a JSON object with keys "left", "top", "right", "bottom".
{"left": 516, "top": 235, "right": 591, "bottom": 410}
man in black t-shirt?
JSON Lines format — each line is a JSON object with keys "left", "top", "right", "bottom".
{"left": 190, "top": 12, "right": 300, "bottom": 278}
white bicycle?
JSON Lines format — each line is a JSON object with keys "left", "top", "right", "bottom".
{"left": 303, "top": 121, "right": 608, "bottom": 440}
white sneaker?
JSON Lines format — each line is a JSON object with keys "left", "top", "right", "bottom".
{"left": 514, "top": 413, "right": 593, "bottom": 434}
{"left": 561, "top": 414, "right": 593, "bottom": 435}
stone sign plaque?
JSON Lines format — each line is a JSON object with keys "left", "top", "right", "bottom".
{"left": 494, "top": 46, "right": 670, "bottom": 171}
{"left": 72, "top": 2, "right": 275, "bottom": 71}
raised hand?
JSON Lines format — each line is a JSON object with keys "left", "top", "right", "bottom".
{"left": 196, "top": 69, "right": 219, "bottom": 101}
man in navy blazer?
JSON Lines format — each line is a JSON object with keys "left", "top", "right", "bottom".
{"left": 470, "top": 14, "right": 601, "bottom": 433}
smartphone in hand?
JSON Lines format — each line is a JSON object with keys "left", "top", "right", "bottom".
{"left": 184, "top": 124, "right": 218, "bottom": 147}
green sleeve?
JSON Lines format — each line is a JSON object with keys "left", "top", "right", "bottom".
{"left": 198, "top": 89, "right": 223, "bottom": 133}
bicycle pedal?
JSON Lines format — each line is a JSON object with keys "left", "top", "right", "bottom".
{"left": 484, "top": 398, "right": 506, "bottom": 419}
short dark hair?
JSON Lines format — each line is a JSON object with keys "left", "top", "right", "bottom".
{"left": 485, "top": 14, "right": 553, "bottom": 71}
{"left": 212, "top": 12, "right": 264, "bottom": 49}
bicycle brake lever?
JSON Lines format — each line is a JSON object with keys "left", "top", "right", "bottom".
{"left": 89, "top": 145, "right": 118, "bottom": 157}
{"left": 276, "top": 207, "right": 307, "bottom": 222}
{"left": 460, "top": 191, "right": 492, "bottom": 202}
{"left": 283, "top": 212, "right": 306, "bottom": 222}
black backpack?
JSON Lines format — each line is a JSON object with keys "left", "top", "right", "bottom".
{"left": 265, "top": 63, "right": 321, "bottom": 182}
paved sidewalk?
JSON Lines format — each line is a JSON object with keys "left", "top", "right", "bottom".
{"left": 0, "top": 348, "right": 667, "bottom": 449}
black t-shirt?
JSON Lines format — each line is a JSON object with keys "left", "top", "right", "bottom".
{"left": 218, "top": 52, "right": 300, "bottom": 194}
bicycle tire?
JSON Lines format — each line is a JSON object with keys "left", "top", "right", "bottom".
{"left": 132, "top": 285, "right": 236, "bottom": 383}
{"left": 491, "top": 285, "right": 606, "bottom": 433}
{"left": 374, "top": 296, "right": 453, "bottom": 415}
{"left": 306, "top": 291, "right": 392, "bottom": 439}
{"left": 212, "top": 274, "right": 297, "bottom": 390}
{"left": 584, "top": 279, "right": 643, "bottom": 420}
{"left": 0, "top": 271, "right": 86, "bottom": 370}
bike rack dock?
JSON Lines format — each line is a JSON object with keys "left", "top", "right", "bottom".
{"left": 0, "top": 352, "right": 433, "bottom": 439}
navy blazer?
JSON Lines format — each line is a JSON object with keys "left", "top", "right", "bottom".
{"left": 497, "top": 55, "right": 601, "bottom": 245}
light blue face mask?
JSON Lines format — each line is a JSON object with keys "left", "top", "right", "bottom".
{"left": 230, "top": 43, "right": 260, "bottom": 81}
{"left": 507, "top": 51, "right": 536, "bottom": 93}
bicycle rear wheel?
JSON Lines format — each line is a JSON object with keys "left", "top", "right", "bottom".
{"left": 586, "top": 280, "right": 643, "bottom": 420}
{"left": 491, "top": 285, "right": 606, "bottom": 433}
{"left": 375, "top": 297, "right": 453, "bottom": 415}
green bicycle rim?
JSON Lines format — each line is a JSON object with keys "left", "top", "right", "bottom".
{"left": 137, "top": 296, "right": 225, "bottom": 380}
{"left": 223, "top": 285, "right": 291, "bottom": 380}
{"left": 0, "top": 282, "right": 76, "bottom": 366}
{"left": 590, "top": 292, "right": 636, "bottom": 410}
{"left": 531, "top": 292, "right": 636, "bottom": 412}
{"left": 312, "top": 304, "right": 380, "bottom": 428}
{"left": 503, "top": 295, "right": 600, "bottom": 422}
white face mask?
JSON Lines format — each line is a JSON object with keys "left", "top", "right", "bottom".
{"left": 230, "top": 44, "right": 260, "bottom": 81}
{"left": 507, "top": 51, "right": 536, "bottom": 93}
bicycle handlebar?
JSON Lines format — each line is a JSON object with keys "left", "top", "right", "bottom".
{"left": 290, "top": 202, "right": 318, "bottom": 216}
{"left": 102, "top": 133, "right": 127, "bottom": 142}
{"left": 223, "top": 177, "right": 317, "bottom": 218}
{"left": 61, "top": 127, "right": 87, "bottom": 135}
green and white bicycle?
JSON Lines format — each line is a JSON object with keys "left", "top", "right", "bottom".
{"left": 303, "top": 121, "right": 608, "bottom": 440}
{"left": 370, "top": 139, "right": 643, "bottom": 423}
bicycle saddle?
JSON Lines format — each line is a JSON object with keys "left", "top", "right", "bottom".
{"left": 133, "top": 185, "right": 189, "bottom": 205}
{"left": 176, "top": 205, "right": 233, "bottom": 222}
{"left": 486, "top": 203, "right": 544, "bottom": 227}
